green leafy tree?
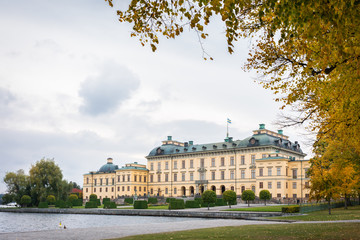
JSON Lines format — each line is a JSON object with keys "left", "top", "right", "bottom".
{"left": 2, "top": 193, "right": 15, "bottom": 205}
{"left": 3, "top": 169, "right": 30, "bottom": 204}
{"left": 222, "top": 190, "right": 236, "bottom": 208}
{"left": 241, "top": 190, "right": 255, "bottom": 207}
{"left": 47, "top": 195, "right": 56, "bottom": 205}
{"left": 29, "top": 158, "right": 63, "bottom": 204}
{"left": 20, "top": 195, "right": 31, "bottom": 207}
{"left": 202, "top": 190, "right": 216, "bottom": 210}
{"left": 259, "top": 190, "right": 271, "bottom": 206}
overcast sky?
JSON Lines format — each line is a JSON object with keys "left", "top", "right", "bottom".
{"left": 0, "top": 0, "right": 313, "bottom": 193}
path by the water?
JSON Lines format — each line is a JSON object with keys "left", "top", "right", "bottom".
{"left": 0, "top": 218, "right": 286, "bottom": 240}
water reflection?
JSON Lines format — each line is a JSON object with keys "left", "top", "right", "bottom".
{"left": 0, "top": 212, "right": 207, "bottom": 233}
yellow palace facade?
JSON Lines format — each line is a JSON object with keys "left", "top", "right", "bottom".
{"left": 83, "top": 124, "right": 310, "bottom": 201}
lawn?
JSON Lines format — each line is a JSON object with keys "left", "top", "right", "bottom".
{"left": 272, "top": 204, "right": 360, "bottom": 221}
{"left": 109, "top": 222, "right": 360, "bottom": 240}
{"left": 224, "top": 205, "right": 296, "bottom": 212}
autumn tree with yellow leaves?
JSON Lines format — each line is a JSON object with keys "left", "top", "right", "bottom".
{"left": 104, "top": 0, "right": 360, "bottom": 204}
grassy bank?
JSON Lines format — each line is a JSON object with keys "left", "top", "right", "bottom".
{"left": 224, "top": 205, "right": 291, "bottom": 212}
{"left": 273, "top": 205, "right": 360, "bottom": 221}
{"left": 110, "top": 222, "right": 360, "bottom": 240}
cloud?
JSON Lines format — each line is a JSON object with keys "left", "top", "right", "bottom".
{"left": 79, "top": 63, "right": 140, "bottom": 116}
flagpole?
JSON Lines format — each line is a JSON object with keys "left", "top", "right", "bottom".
{"left": 227, "top": 121, "right": 229, "bottom": 138}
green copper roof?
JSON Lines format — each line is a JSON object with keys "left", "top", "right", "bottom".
{"left": 118, "top": 166, "right": 148, "bottom": 171}
{"left": 147, "top": 132, "right": 304, "bottom": 157}
{"left": 97, "top": 162, "right": 119, "bottom": 173}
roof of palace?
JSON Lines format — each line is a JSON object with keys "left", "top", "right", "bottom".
{"left": 147, "top": 124, "right": 304, "bottom": 157}
{"left": 97, "top": 162, "right": 119, "bottom": 173}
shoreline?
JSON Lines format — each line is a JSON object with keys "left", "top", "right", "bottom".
{"left": 0, "top": 207, "right": 283, "bottom": 220}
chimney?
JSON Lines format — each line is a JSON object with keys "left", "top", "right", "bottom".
{"left": 189, "top": 141, "right": 194, "bottom": 145}
{"left": 259, "top": 123, "right": 265, "bottom": 129}
{"left": 278, "top": 130, "right": 283, "bottom": 135}
{"left": 167, "top": 136, "right": 172, "bottom": 141}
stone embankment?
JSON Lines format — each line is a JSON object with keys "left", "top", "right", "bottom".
{"left": 0, "top": 207, "right": 282, "bottom": 219}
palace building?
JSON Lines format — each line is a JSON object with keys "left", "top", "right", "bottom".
{"left": 83, "top": 124, "right": 310, "bottom": 201}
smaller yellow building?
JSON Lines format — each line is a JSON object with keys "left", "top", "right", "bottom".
{"left": 83, "top": 158, "right": 148, "bottom": 201}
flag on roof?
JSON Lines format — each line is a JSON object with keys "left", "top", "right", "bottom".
{"left": 227, "top": 118, "right": 231, "bottom": 124}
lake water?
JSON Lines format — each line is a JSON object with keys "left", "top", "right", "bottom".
{"left": 0, "top": 212, "right": 209, "bottom": 233}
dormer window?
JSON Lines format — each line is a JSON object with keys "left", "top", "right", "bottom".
{"left": 202, "top": 146, "right": 207, "bottom": 150}
{"left": 192, "top": 147, "right": 196, "bottom": 151}
{"left": 213, "top": 145, "right": 217, "bottom": 149}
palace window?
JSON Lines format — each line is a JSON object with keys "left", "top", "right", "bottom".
{"left": 134, "top": 175, "right": 137, "bottom": 182}
{"left": 150, "top": 163, "right": 154, "bottom": 171}
{"left": 94, "top": 179, "right": 97, "bottom": 186}
{"left": 241, "top": 186, "right": 245, "bottom": 193}
{"left": 139, "top": 175, "right": 142, "bottom": 182}
{"left": 174, "top": 161, "right": 177, "bottom": 169}
{"left": 268, "top": 168, "right": 272, "bottom": 176}
{"left": 112, "top": 178, "right": 114, "bottom": 185}
{"left": 211, "top": 171, "right": 215, "bottom": 180}
{"left": 106, "top": 178, "right": 109, "bottom": 185}
{"left": 144, "top": 187, "right": 146, "bottom": 192}
{"left": 174, "top": 188, "right": 177, "bottom": 194}
{"left": 100, "top": 179, "right": 103, "bottom": 185}
{"left": 105, "top": 187, "right": 108, "bottom": 192}
{"left": 165, "top": 174, "right": 169, "bottom": 182}
{"left": 292, "top": 169, "right": 298, "bottom": 179}
{"left": 157, "top": 162, "right": 161, "bottom": 170}
{"left": 293, "top": 194, "right": 297, "bottom": 198}
{"left": 268, "top": 182, "right": 272, "bottom": 189}
{"left": 165, "top": 188, "right": 168, "bottom": 194}
{"left": 117, "top": 186, "right": 120, "bottom": 191}
{"left": 190, "top": 159, "right": 194, "bottom": 168}
{"left": 286, "top": 167, "right": 289, "bottom": 176}
{"left": 127, "top": 175, "right": 130, "bottom": 182}
{"left": 259, "top": 182, "right": 263, "bottom": 188}
{"left": 293, "top": 182, "right": 297, "bottom": 189}
{"left": 112, "top": 187, "right": 114, "bottom": 192}
{"left": 174, "top": 173, "right": 177, "bottom": 182}
{"left": 144, "top": 176, "right": 146, "bottom": 182}
{"left": 157, "top": 174, "right": 161, "bottom": 182}
{"left": 182, "top": 173, "right": 185, "bottom": 181}
{"left": 190, "top": 172, "right": 194, "bottom": 181}
{"left": 259, "top": 168, "right": 263, "bottom": 177}
{"left": 251, "top": 170, "right": 256, "bottom": 179}
{"left": 251, "top": 155, "right": 256, "bottom": 164}
{"left": 241, "top": 170, "right": 245, "bottom": 179}
{"left": 150, "top": 175, "right": 153, "bottom": 182}
{"left": 122, "top": 186, "right": 124, "bottom": 191}
{"left": 200, "top": 158, "right": 205, "bottom": 168}
{"left": 277, "top": 194, "right": 281, "bottom": 198}
{"left": 100, "top": 188, "right": 102, "bottom": 192}
{"left": 221, "top": 171, "right": 225, "bottom": 180}
{"left": 127, "top": 186, "right": 130, "bottom": 191}
{"left": 86, "top": 177, "right": 89, "bottom": 184}
{"left": 94, "top": 188, "right": 96, "bottom": 192}
{"left": 122, "top": 175, "right": 125, "bottom": 182}
{"left": 251, "top": 186, "right": 255, "bottom": 192}
{"left": 150, "top": 188, "right": 153, "bottom": 194}
{"left": 134, "top": 186, "right": 137, "bottom": 192}
{"left": 277, "top": 182, "right": 281, "bottom": 189}
{"left": 117, "top": 176, "right": 120, "bottom": 182}
{"left": 231, "top": 186, "right": 234, "bottom": 191}
{"left": 86, "top": 188, "right": 88, "bottom": 193}
{"left": 230, "top": 156, "right": 235, "bottom": 166}
{"left": 221, "top": 157, "right": 225, "bottom": 166}
{"left": 165, "top": 161, "right": 168, "bottom": 170}
{"left": 200, "top": 172, "right": 205, "bottom": 180}
{"left": 241, "top": 156, "right": 245, "bottom": 165}
{"left": 230, "top": 170, "right": 234, "bottom": 180}
{"left": 305, "top": 181, "right": 310, "bottom": 188}
{"left": 286, "top": 182, "right": 288, "bottom": 189}
{"left": 182, "top": 160, "right": 185, "bottom": 169}
{"left": 305, "top": 168, "right": 309, "bottom": 178}
{"left": 277, "top": 167, "right": 281, "bottom": 176}
{"left": 211, "top": 158, "right": 215, "bottom": 167}
{"left": 139, "top": 186, "right": 141, "bottom": 191}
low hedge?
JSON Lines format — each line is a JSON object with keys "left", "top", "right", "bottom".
{"left": 282, "top": 206, "right": 300, "bottom": 213}
{"left": 169, "top": 199, "right": 185, "bottom": 210}
{"left": 134, "top": 200, "right": 148, "bottom": 209}
{"left": 104, "top": 201, "right": 117, "bottom": 209}
{"left": 215, "top": 198, "right": 226, "bottom": 206}
{"left": 194, "top": 197, "right": 203, "bottom": 205}
{"left": 185, "top": 200, "right": 200, "bottom": 208}
{"left": 148, "top": 197, "right": 158, "bottom": 204}
{"left": 38, "top": 202, "right": 49, "bottom": 208}
{"left": 85, "top": 201, "right": 98, "bottom": 208}
{"left": 72, "top": 199, "right": 83, "bottom": 207}
{"left": 103, "top": 198, "right": 110, "bottom": 205}
{"left": 166, "top": 198, "right": 175, "bottom": 203}
{"left": 125, "top": 198, "right": 133, "bottom": 204}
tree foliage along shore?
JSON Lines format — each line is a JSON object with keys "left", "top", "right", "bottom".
{"left": 3, "top": 158, "right": 80, "bottom": 206}
{"left": 104, "top": 0, "right": 360, "bottom": 204}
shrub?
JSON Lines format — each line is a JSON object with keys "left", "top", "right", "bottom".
{"left": 103, "top": 198, "right": 111, "bottom": 205}
{"left": 134, "top": 200, "right": 148, "bottom": 209}
{"left": 104, "top": 201, "right": 117, "bottom": 209}
{"left": 202, "top": 190, "right": 217, "bottom": 210}
{"left": 69, "top": 194, "right": 78, "bottom": 202}
{"left": 38, "top": 202, "right": 49, "bottom": 208}
{"left": 259, "top": 190, "right": 271, "bottom": 205}
{"left": 89, "top": 194, "right": 97, "bottom": 201}
{"left": 47, "top": 195, "right": 56, "bottom": 205}
{"left": 282, "top": 206, "right": 300, "bottom": 213}
{"left": 55, "top": 200, "right": 64, "bottom": 207}
{"left": 241, "top": 190, "right": 255, "bottom": 207}
{"left": 215, "top": 198, "right": 226, "bottom": 206}
{"left": 185, "top": 200, "right": 200, "bottom": 208}
{"left": 166, "top": 198, "right": 175, "bottom": 203}
{"left": 168, "top": 199, "right": 185, "bottom": 210}
{"left": 125, "top": 198, "right": 134, "bottom": 204}
{"left": 21, "top": 195, "right": 31, "bottom": 207}
{"left": 201, "top": 202, "right": 216, "bottom": 207}
{"left": 85, "top": 201, "right": 98, "bottom": 208}
{"left": 148, "top": 197, "right": 158, "bottom": 204}
{"left": 55, "top": 200, "right": 72, "bottom": 208}
{"left": 194, "top": 197, "right": 203, "bottom": 205}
